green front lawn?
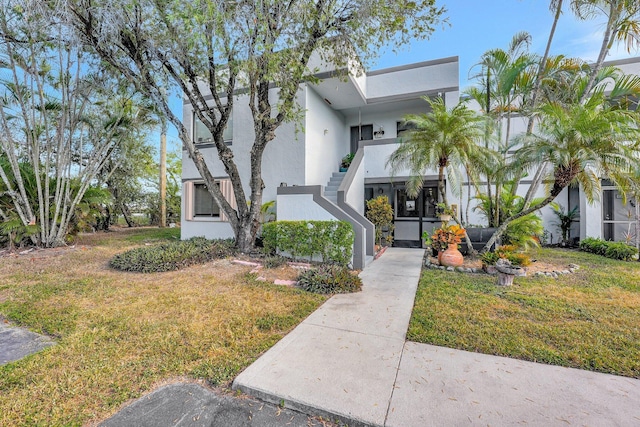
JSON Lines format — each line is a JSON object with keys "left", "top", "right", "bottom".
{"left": 408, "top": 248, "right": 640, "bottom": 378}
{"left": 0, "top": 228, "right": 326, "bottom": 426}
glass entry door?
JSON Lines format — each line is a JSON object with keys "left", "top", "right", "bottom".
{"left": 394, "top": 186, "right": 439, "bottom": 247}
{"left": 603, "top": 188, "right": 637, "bottom": 242}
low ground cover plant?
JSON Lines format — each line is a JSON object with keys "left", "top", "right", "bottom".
{"left": 109, "top": 237, "right": 235, "bottom": 272}
{"left": 579, "top": 237, "right": 638, "bottom": 261}
{"left": 410, "top": 248, "right": 640, "bottom": 378}
{"left": 297, "top": 264, "right": 362, "bottom": 294}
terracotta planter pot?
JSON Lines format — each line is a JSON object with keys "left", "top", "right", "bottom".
{"left": 440, "top": 247, "right": 463, "bottom": 267}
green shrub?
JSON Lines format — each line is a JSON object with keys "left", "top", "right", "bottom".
{"left": 110, "top": 237, "right": 235, "bottom": 272}
{"left": 580, "top": 237, "right": 638, "bottom": 261}
{"left": 297, "top": 264, "right": 362, "bottom": 294}
{"left": 605, "top": 242, "right": 638, "bottom": 261}
{"left": 365, "top": 196, "right": 395, "bottom": 246}
{"left": 481, "top": 245, "right": 531, "bottom": 267}
{"left": 580, "top": 237, "right": 607, "bottom": 255}
{"left": 480, "top": 251, "right": 500, "bottom": 266}
{"left": 262, "top": 220, "right": 354, "bottom": 266}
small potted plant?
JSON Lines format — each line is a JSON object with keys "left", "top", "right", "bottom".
{"left": 435, "top": 203, "right": 455, "bottom": 222}
{"left": 340, "top": 153, "right": 355, "bottom": 172}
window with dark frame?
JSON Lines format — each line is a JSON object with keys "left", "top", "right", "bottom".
{"left": 396, "top": 120, "right": 417, "bottom": 138}
{"left": 193, "top": 183, "right": 220, "bottom": 217}
{"left": 395, "top": 186, "right": 438, "bottom": 219}
{"left": 193, "top": 110, "right": 233, "bottom": 145}
{"left": 396, "top": 189, "right": 419, "bottom": 218}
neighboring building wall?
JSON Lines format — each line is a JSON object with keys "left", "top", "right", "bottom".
{"left": 304, "top": 85, "right": 348, "bottom": 186}
{"left": 603, "top": 57, "right": 640, "bottom": 84}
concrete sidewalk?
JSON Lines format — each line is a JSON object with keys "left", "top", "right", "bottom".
{"left": 233, "top": 247, "right": 640, "bottom": 426}
{"left": 1, "top": 321, "right": 55, "bottom": 366}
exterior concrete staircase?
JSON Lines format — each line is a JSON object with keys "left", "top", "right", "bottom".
{"left": 325, "top": 171, "right": 374, "bottom": 267}
{"left": 324, "top": 171, "right": 346, "bottom": 205}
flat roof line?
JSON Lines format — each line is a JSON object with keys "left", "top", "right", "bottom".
{"left": 367, "top": 56, "right": 459, "bottom": 76}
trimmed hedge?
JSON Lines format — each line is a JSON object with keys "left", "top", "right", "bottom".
{"left": 297, "top": 264, "right": 362, "bottom": 294}
{"left": 579, "top": 237, "right": 638, "bottom": 261}
{"left": 262, "top": 220, "right": 354, "bottom": 266}
{"left": 110, "top": 237, "right": 235, "bottom": 273}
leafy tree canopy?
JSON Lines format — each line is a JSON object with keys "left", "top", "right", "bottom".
{"left": 40, "top": 0, "right": 446, "bottom": 251}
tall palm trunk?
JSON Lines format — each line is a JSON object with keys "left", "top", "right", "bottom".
{"left": 523, "top": 0, "right": 563, "bottom": 208}
{"left": 579, "top": 2, "right": 619, "bottom": 104}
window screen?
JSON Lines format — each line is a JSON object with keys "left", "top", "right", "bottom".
{"left": 194, "top": 183, "right": 220, "bottom": 217}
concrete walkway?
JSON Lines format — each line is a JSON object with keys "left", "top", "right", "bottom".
{"left": 0, "top": 321, "right": 55, "bottom": 366}
{"left": 233, "top": 247, "right": 640, "bottom": 426}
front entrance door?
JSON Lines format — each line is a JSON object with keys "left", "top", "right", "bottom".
{"left": 350, "top": 125, "right": 373, "bottom": 154}
{"left": 394, "top": 185, "right": 440, "bottom": 248}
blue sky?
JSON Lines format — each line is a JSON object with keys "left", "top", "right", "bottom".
{"left": 373, "top": 0, "right": 637, "bottom": 88}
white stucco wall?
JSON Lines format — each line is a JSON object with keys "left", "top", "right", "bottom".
{"left": 580, "top": 190, "right": 603, "bottom": 239}
{"left": 277, "top": 194, "right": 338, "bottom": 221}
{"left": 344, "top": 156, "right": 366, "bottom": 215}
{"left": 349, "top": 59, "right": 367, "bottom": 97}
{"left": 181, "top": 88, "right": 308, "bottom": 240}
{"left": 362, "top": 143, "right": 439, "bottom": 179}
{"left": 304, "top": 85, "right": 348, "bottom": 186}
{"left": 180, "top": 215, "right": 236, "bottom": 240}
{"left": 182, "top": 90, "right": 306, "bottom": 199}
{"left": 366, "top": 58, "right": 458, "bottom": 100}
{"left": 262, "top": 91, "right": 307, "bottom": 199}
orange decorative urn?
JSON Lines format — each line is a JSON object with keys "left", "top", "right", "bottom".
{"left": 439, "top": 247, "right": 464, "bottom": 267}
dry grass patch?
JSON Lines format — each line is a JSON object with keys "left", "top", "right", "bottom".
{"left": 0, "top": 228, "right": 326, "bottom": 426}
{"left": 409, "top": 248, "right": 640, "bottom": 378}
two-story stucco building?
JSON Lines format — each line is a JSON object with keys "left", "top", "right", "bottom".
{"left": 181, "top": 55, "right": 640, "bottom": 269}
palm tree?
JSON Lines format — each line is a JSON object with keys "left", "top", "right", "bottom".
{"left": 387, "top": 96, "right": 486, "bottom": 204}
{"left": 482, "top": 93, "right": 640, "bottom": 251}
{"left": 469, "top": 32, "right": 537, "bottom": 149}
{"left": 467, "top": 33, "right": 538, "bottom": 227}
{"left": 571, "top": 0, "right": 640, "bottom": 102}
{"left": 387, "top": 96, "right": 487, "bottom": 253}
